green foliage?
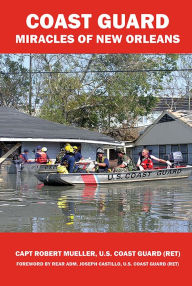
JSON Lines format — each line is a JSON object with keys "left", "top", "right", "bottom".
{"left": 0, "top": 55, "right": 29, "bottom": 109}
{"left": 0, "top": 53, "right": 179, "bottom": 134}
{"left": 37, "top": 54, "right": 178, "bottom": 131}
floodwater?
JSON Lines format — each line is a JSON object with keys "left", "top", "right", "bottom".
{"left": 0, "top": 170, "right": 192, "bottom": 232}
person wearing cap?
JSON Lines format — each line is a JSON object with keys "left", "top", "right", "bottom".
{"left": 61, "top": 145, "right": 72, "bottom": 164}
{"left": 95, "top": 148, "right": 109, "bottom": 173}
{"left": 19, "top": 149, "right": 30, "bottom": 163}
{"left": 73, "top": 146, "right": 83, "bottom": 162}
{"left": 42, "top": 147, "right": 50, "bottom": 163}
{"left": 114, "top": 148, "right": 136, "bottom": 172}
{"left": 61, "top": 146, "right": 76, "bottom": 173}
{"left": 55, "top": 143, "right": 71, "bottom": 164}
{"left": 35, "top": 146, "right": 42, "bottom": 161}
{"left": 35, "top": 146, "right": 49, "bottom": 164}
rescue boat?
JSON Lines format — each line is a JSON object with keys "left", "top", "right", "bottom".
{"left": 35, "top": 166, "right": 192, "bottom": 186}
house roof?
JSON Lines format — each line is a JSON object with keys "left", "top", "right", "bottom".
{"left": 168, "top": 109, "right": 192, "bottom": 127}
{"left": 0, "top": 107, "right": 120, "bottom": 145}
{"left": 134, "top": 109, "right": 192, "bottom": 146}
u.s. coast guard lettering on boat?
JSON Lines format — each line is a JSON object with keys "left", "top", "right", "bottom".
{"left": 108, "top": 168, "right": 182, "bottom": 181}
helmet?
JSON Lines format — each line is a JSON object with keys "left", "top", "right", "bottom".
{"left": 42, "top": 147, "right": 47, "bottom": 152}
{"left": 73, "top": 146, "right": 78, "bottom": 150}
{"left": 116, "top": 148, "right": 125, "bottom": 154}
{"left": 65, "top": 145, "right": 71, "bottom": 152}
{"left": 97, "top": 148, "right": 104, "bottom": 154}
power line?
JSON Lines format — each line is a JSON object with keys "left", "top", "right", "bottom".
{"left": 1, "top": 68, "right": 192, "bottom": 75}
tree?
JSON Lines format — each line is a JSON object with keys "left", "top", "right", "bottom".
{"left": 0, "top": 53, "right": 178, "bottom": 137}
{"left": 68, "top": 54, "right": 178, "bottom": 131}
{"left": 155, "top": 54, "right": 192, "bottom": 111}
{"left": 0, "top": 55, "right": 29, "bottom": 109}
{"left": 37, "top": 54, "right": 178, "bottom": 134}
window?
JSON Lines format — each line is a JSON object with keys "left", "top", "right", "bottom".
{"left": 180, "top": 144, "right": 188, "bottom": 163}
{"left": 158, "top": 114, "right": 175, "bottom": 123}
{"left": 171, "top": 145, "right": 179, "bottom": 152}
{"left": 159, "top": 145, "right": 167, "bottom": 160}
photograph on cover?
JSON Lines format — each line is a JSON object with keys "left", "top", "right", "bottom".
{"left": 0, "top": 53, "right": 192, "bottom": 232}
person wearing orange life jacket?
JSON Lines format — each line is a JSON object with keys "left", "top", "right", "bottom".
{"left": 19, "top": 149, "right": 29, "bottom": 163}
{"left": 137, "top": 148, "right": 172, "bottom": 171}
{"left": 35, "top": 146, "right": 49, "bottom": 164}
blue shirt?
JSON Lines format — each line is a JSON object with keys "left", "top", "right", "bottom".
{"left": 67, "top": 155, "right": 76, "bottom": 173}
{"left": 20, "top": 153, "right": 28, "bottom": 163}
{"left": 74, "top": 152, "right": 82, "bottom": 162}
{"left": 61, "top": 154, "right": 70, "bottom": 164}
{"left": 98, "top": 157, "right": 109, "bottom": 172}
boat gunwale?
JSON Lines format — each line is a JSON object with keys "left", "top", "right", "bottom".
{"left": 37, "top": 166, "right": 192, "bottom": 176}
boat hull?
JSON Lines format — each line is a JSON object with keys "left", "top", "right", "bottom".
{"left": 7, "top": 163, "right": 57, "bottom": 174}
{"left": 36, "top": 167, "right": 192, "bottom": 186}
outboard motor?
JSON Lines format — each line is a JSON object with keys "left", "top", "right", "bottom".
{"left": 169, "top": 151, "right": 183, "bottom": 167}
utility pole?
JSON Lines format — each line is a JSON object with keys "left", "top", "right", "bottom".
{"left": 29, "top": 54, "right": 32, "bottom": 115}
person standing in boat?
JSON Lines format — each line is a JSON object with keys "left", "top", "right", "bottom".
{"left": 35, "top": 146, "right": 49, "bottom": 164}
{"left": 95, "top": 148, "right": 109, "bottom": 173}
{"left": 61, "top": 145, "right": 72, "bottom": 164}
{"left": 73, "top": 146, "right": 84, "bottom": 162}
{"left": 42, "top": 147, "right": 50, "bottom": 163}
{"left": 55, "top": 143, "right": 71, "bottom": 163}
{"left": 35, "top": 146, "right": 41, "bottom": 161}
{"left": 19, "top": 149, "right": 30, "bottom": 163}
{"left": 114, "top": 148, "right": 136, "bottom": 172}
{"left": 55, "top": 147, "right": 66, "bottom": 164}
{"left": 61, "top": 146, "right": 76, "bottom": 173}
{"left": 137, "top": 148, "right": 172, "bottom": 171}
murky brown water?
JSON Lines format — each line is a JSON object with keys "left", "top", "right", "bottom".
{"left": 0, "top": 170, "right": 192, "bottom": 232}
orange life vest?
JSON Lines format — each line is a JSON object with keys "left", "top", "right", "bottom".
{"left": 36, "top": 152, "right": 48, "bottom": 164}
{"left": 141, "top": 158, "right": 153, "bottom": 170}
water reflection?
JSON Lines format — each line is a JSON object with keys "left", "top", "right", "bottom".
{"left": 0, "top": 170, "right": 192, "bottom": 232}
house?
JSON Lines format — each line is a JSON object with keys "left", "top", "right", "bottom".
{"left": 0, "top": 107, "right": 122, "bottom": 161}
{"left": 132, "top": 110, "right": 192, "bottom": 164}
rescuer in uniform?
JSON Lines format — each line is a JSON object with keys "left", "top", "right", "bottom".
{"left": 95, "top": 148, "right": 109, "bottom": 173}
{"left": 61, "top": 145, "right": 72, "bottom": 164}
{"left": 73, "top": 146, "right": 83, "bottom": 162}
{"left": 55, "top": 143, "right": 71, "bottom": 163}
{"left": 19, "top": 149, "right": 30, "bottom": 163}
{"left": 61, "top": 146, "right": 76, "bottom": 173}
{"left": 55, "top": 147, "right": 66, "bottom": 164}
{"left": 114, "top": 148, "right": 136, "bottom": 172}
{"left": 35, "top": 146, "right": 49, "bottom": 164}
{"left": 137, "top": 148, "right": 172, "bottom": 171}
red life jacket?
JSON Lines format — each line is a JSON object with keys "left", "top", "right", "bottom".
{"left": 36, "top": 152, "right": 48, "bottom": 164}
{"left": 141, "top": 158, "right": 153, "bottom": 170}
